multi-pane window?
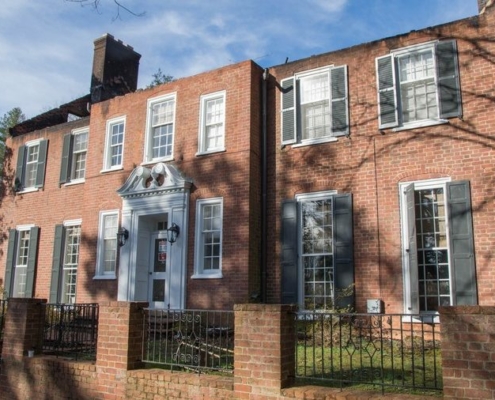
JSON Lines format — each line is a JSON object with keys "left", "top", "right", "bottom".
{"left": 401, "top": 180, "right": 477, "bottom": 315}
{"left": 281, "top": 65, "right": 348, "bottom": 146}
{"left": 280, "top": 192, "right": 353, "bottom": 311}
{"left": 398, "top": 50, "right": 438, "bottom": 123}
{"left": 12, "top": 229, "right": 30, "bottom": 297}
{"left": 145, "top": 94, "right": 176, "bottom": 162}
{"left": 71, "top": 131, "right": 88, "bottom": 180}
{"left": 14, "top": 139, "right": 48, "bottom": 192}
{"left": 300, "top": 73, "right": 331, "bottom": 140}
{"left": 376, "top": 40, "right": 461, "bottom": 129}
{"left": 60, "top": 127, "right": 89, "bottom": 185}
{"left": 199, "top": 91, "right": 225, "bottom": 154}
{"left": 414, "top": 188, "right": 450, "bottom": 311}
{"left": 49, "top": 221, "right": 81, "bottom": 304}
{"left": 301, "top": 197, "right": 334, "bottom": 310}
{"left": 24, "top": 145, "right": 39, "bottom": 188}
{"left": 104, "top": 117, "right": 125, "bottom": 170}
{"left": 61, "top": 224, "right": 81, "bottom": 304}
{"left": 95, "top": 211, "right": 118, "bottom": 278}
{"left": 194, "top": 198, "right": 223, "bottom": 277}
{"left": 4, "top": 226, "right": 39, "bottom": 298}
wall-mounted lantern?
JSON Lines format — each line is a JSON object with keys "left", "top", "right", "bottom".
{"left": 167, "top": 223, "right": 180, "bottom": 244}
{"left": 117, "top": 227, "right": 129, "bottom": 247}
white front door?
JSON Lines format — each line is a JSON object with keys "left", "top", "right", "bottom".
{"left": 148, "top": 232, "right": 170, "bottom": 308}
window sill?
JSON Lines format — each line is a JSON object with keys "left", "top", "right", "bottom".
{"left": 15, "top": 187, "right": 40, "bottom": 194}
{"left": 392, "top": 119, "right": 448, "bottom": 132}
{"left": 100, "top": 166, "right": 123, "bottom": 174}
{"left": 191, "top": 272, "right": 223, "bottom": 279}
{"left": 291, "top": 137, "right": 338, "bottom": 148}
{"left": 63, "top": 179, "right": 85, "bottom": 187}
{"left": 93, "top": 275, "right": 116, "bottom": 280}
{"left": 141, "top": 157, "right": 174, "bottom": 166}
{"left": 401, "top": 313, "right": 440, "bottom": 324}
{"left": 195, "top": 148, "right": 226, "bottom": 157}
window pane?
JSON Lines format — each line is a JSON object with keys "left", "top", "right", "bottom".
{"left": 300, "top": 73, "right": 331, "bottom": 140}
{"left": 24, "top": 145, "right": 39, "bottom": 188}
{"left": 72, "top": 132, "right": 88, "bottom": 180}
{"left": 399, "top": 49, "right": 438, "bottom": 123}
{"left": 13, "top": 230, "right": 30, "bottom": 297}
{"left": 200, "top": 202, "right": 222, "bottom": 272}
{"left": 109, "top": 121, "right": 124, "bottom": 167}
{"left": 61, "top": 225, "right": 81, "bottom": 304}
{"left": 301, "top": 196, "right": 334, "bottom": 310}
{"left": 102, "top": 214, "right": 118, "bottom": 274}
{"left": 415, "top": 186, "right": 451, "bottom": 311}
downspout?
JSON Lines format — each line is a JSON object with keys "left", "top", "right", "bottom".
{"left": 261, "top": 68, "right": 269, "bottom": 303}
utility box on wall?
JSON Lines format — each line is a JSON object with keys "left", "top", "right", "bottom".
{"left": 367, "top": 299, "right": 383, "bottom": 314}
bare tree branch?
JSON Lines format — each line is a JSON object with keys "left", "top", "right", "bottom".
{"left": 65, "top": 0, "right": 145, "bottom": 20}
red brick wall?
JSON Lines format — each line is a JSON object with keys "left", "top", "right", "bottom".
{"left": 440, "top": 306, "right": 495, "bottom": 400}
{"left": 266, "top": 8, "right": 495, "bottom": 312}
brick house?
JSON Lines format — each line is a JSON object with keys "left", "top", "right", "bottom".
{"left": 0, "top": 34, "right": 263, "bottom": 310}
{"left": 265, "top": 0, "right": 495, "bottom": 316}
{"left": 2, "top": 1, "right": 495, "bottom": 316}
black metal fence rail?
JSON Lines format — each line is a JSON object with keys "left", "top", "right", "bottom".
{"left": 0, "top": 299, "right": 7, "bottom": 343}
{"left": 142, "top": 308, "right": 234, "bottom": 373}
{"left": 295, "top": 312, "right": 442, "bottom": 394}
{"left": 42, "top": 303, "right": 99, "bottom": 360}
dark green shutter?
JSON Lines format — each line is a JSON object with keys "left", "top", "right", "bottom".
{"left": 4, "top": 229, "right": 17, "bottom": 298}
{"left": 376, "top": 54, "right": 399, "bottom": 129}
{"left": 447, "top": 181, "right": 477, "bottom": 305}
{"left": 49, "top": 225, "right": 65, "bottom": 303}
{"left": 404, "top": 184, "right": 419, "bottom": 314}
{"left": 15, "top": 145, "right": 25, "bottom": 191}
{"left": 281, "top": 78, "right": 296, "bottom": 145}
{"left": 60, "top": 134, "right": 72, "bottom": 185}
{"left": 35, "top": 140, "right": 48, "bottom": 188}
{"left": 333, "top": 194, "right": 354, "bottom": 309}
{"left": 330, "top": 65, "right": 349, "bottom": 136}
{"left": 436, "top": 40, "right": 462, "bottom": 119}
{"left": 281, "top": 200, "right": 298, "bottom": 304}
{"left": 25, "top": 226, "right": 39, "bottom": 297}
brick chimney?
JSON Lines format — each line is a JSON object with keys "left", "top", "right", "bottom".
{"left": 90, "top": 34, "right": 141, "bottom": 104}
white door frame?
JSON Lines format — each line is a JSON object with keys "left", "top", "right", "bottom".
{"left": 117, "top": 163, "right": 192, "bottom": 309}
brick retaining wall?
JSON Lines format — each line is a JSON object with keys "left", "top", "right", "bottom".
{"left": 4, "top": 300, "right": 490, "bottom": 399}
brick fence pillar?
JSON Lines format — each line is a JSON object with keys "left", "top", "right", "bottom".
{"left": 234, "top": 304, "right": 297, "bottom": 399}
{"left": 439, "top": 305, "right": 495, "bottom": 400}
{"left": 1, "top": 297, "right": 46, "bottom": 359}
{"left": 96, "top": 301, "right": 148, "bottom": 400}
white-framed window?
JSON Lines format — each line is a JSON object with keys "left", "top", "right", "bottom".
{"left": 281, "top": 65, "right": 348, "bottom": 147}
{"left": 49, "top": 220, "right": 81, "bottom": 304}
{"left": 376, "top": 40, "right": 461, "bottom": 130}
{"left": 399, "top": 179, "right": 477, "bottom": 315}
{"left": 95, "top": 210, "right": 119, "bottom": 279}
{"left": 281, "top": 192, "right": 354, "bottom": 311}
{"left": 60, "top": 127, "right": 89, "bottom": 185}
{"left": 103, "top": 116, "right": 126, "bottom": 171}
{"left": 198, "top": 91, "right": 226, "bottom": 154}
{"left": 193, "top": 198, "right": 223, "bottom": 278}
{"left": 6, "top": 225, "right": 38, "bottom": 298}
{"left": 144, "top": 94, "right": 176, "bottom": 163}
{"left": 14, "top": 139, "right": 48, "bottom": 192}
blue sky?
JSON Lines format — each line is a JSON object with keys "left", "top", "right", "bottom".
{"left": 0, "top": 0, "right": 479, "bottom": 119}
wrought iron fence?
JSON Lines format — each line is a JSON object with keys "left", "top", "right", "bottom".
{"left": 295, "top": 312, "right": 442, "bottom": 394}
{"left": 142, "top": 308, "right": 234, "bottom": 373}
{"left": 42, "top": 303, "right": 99, "bottom": 360}
{"left": 0, "top": 299, "right": 7, "bottom": 343}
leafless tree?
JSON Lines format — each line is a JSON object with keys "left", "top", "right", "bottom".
{"left": 65, "top": 0, "right": 145, "bottom": 19}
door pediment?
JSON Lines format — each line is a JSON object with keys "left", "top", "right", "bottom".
{"left": 117, "top": 163, "right": 192, "bottom": 199}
